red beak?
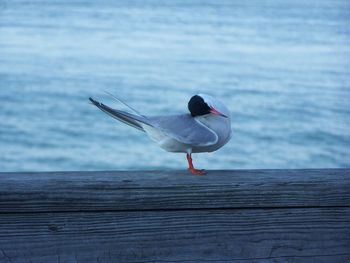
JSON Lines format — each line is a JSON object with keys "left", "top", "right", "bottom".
{"left": 210, "top": 107, "right": 228, "bottom": 118}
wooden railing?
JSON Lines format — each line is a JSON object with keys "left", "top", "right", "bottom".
{"left": 0, "top": 169, "right": 349, "bottom": 262}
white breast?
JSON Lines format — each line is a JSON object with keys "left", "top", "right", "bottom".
{"left": 192, "top": 114, "right": 232, "bottom": 153}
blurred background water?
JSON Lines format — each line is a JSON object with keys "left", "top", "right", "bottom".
{"left": 0, "top": 0, "right": 349, "bottom": 172}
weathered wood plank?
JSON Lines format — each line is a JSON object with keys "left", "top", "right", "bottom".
{"left": 0, "top": 169, "right": 349, "bottom": 213}
{"left": 0, "top": 208, "right": 349, "bottom": 262}
{"left": 1, "top": 169, "right": 349, "bottom": 262}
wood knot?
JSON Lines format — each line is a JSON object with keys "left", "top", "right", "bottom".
{"left": 48, "top": 224, "right": 60, "bottom": 232}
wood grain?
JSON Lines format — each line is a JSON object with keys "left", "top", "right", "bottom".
{"left": 0, "top": 169, "right": 349, "bottom": 213}
{"left": 0, "top": 169, "right": 349, "bottom": 262}
{"left": 0, "top": 208, "right": 349, "bottom": 262}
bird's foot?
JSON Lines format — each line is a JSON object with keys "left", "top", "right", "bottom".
{"left": 186, "top": 153, "right": 206, "bottom": 175}
{"left": 188, "top": 168, "right": 206, "bottom": 175}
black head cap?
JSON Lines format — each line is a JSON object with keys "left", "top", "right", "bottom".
{"left": 188, "top": 95, "right": 210, "bottom": 117}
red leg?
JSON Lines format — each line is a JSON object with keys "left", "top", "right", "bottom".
{"left": 186, "top": 153, "right": 206, "bottom": 175}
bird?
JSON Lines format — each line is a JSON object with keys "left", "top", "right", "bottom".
{"left": 89, "top": 93, "right": 232, "bottom": 175}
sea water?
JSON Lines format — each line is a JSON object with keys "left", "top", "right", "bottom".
{"left": 0, "top": 0, "right": 349, "bottom": 171}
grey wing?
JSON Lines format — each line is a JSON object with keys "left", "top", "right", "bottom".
{"left": 89, "top": 98, "right": 217, "bottom": 147}
{"left": 89, "top": 97, "right": 153, "bottom": 132}
{"left": 148, "top": 114, "right": 218, "bottom": 147}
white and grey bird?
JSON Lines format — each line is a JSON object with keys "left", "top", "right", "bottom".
{"left": 89, "top": 94, "right": 231, "bottom": 175}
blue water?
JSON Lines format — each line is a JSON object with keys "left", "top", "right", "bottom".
{"left": 1, "top": 0, "right": 350, "bottom": 172}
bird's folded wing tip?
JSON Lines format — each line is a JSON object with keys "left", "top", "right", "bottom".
{"left": 89, "top": 97, "right": 101, "bottom": 106}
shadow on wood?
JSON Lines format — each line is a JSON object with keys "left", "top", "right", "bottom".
{"left": 0, "top": 169, "right": 349, "bottom": 262}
